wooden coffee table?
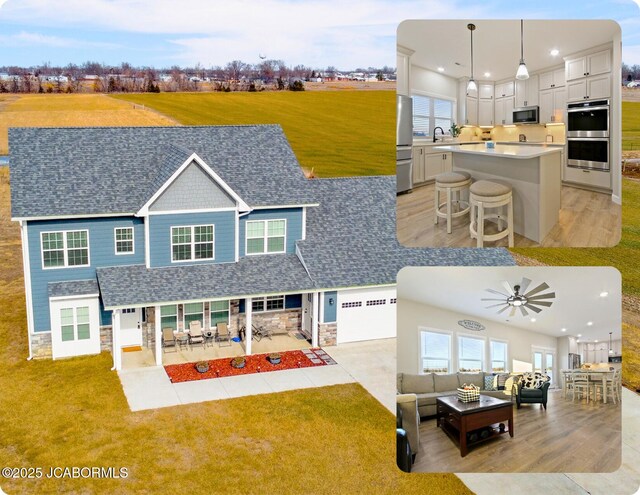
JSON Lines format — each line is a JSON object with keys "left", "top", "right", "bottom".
{"left": 436, "top": 395, "right": 514, "bottom": 457}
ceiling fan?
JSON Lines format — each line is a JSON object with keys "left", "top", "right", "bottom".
{"left": 482, "top": 277, "right": 555, "bottom": 317}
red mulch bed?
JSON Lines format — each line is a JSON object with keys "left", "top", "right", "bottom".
{"left": 164, "top": 349, "right": 327, "bottom": 383}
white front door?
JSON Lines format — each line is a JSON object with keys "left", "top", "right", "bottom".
{"left": 120, "top": 308, "right": 142, "bottom": 347}
{"left": 302, "top": 293, "right": 313, "bottom": 337}
{"left": 50, "top": 296, "right": 101, "bottom": 359}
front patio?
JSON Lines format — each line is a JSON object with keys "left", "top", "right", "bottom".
{"left": 122, "top": 332, "right": 312, "bottom": 369}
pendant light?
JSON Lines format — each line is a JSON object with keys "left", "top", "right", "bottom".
{"left": 467, "top": 23, "right": 477, "bottom": 92}
{"left": 609, "top": 332, "right": 613, "bottom": 354}
{"left": 516, "top": 19, "right": 529, "bottom": 80}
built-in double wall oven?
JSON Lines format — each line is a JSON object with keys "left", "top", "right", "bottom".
{"left": 567, "top": 99, "right": 609, "bottom": 171}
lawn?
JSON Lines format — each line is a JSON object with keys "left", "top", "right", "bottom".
{"left": 0, "top": 165, "right": 468, "bottom": 493}
{"left": 0, "top": 94, "right": 176, "bottom": 155}
{"left": 622, "top": 101, "right": 640, "bottom": 151}
{"left": 112, "top": 91, "right": 395, "bottom": 177}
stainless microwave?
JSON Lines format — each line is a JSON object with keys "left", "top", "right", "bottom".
{"left": 513, "top": 106, "right": 539, "bottom": 124}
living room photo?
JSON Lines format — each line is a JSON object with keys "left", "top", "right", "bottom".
{"left": 396, "top": 266, "right": 622, "bottom": 473}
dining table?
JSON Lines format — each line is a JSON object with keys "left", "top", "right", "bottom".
{"left": 561, "top": 369, "right": 616, "bottom": 404}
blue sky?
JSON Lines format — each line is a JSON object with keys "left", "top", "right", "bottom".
{"left": 0, "top": 0, "right": 638, "bottom": 69}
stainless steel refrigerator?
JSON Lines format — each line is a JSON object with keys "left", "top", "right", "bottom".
{"left": 396, "top": 95, "right": 413, "bottom": 194}
{"left": 568, "top": 353, "right": 581, "bottom": 369}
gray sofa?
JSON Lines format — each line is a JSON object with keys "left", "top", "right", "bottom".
{"left": 397, "top": 372, "right": 518, "bottom": 417}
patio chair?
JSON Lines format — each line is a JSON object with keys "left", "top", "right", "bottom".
{"left": 188, "top": 321, "right": 205, "bottom": 349}
{"left": 162, "top": 327, "right": 177, "bottom": 353}
{"left": 216, "top": 322, "right": 232, "bottom": 347}
{"left": 252, "top": 324, "right": 272, "bottom": 342}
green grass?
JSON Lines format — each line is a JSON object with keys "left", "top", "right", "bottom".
{"left": 112, "top": 92, "right": 395, "bottom": 178}
{"left": 622, "top": 101, "right": 640, "bottom": 151}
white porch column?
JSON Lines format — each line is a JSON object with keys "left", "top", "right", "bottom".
{"left": 112, "top": 309, "right": 122, "bottom": 371}
{"left": 154, "top": 305, "right": 162, "bottom": 366}
{"left": 312, "top": 291, "right": 319, "bottom": 348}
{"left": 245, "top": 297, "right": 252, "bottom": 355}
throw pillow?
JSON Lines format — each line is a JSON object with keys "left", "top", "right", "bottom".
{"left": 496, "top": 373, "right": 510, "bottom": 390}
{"left": 521, "top": 372, "right": 539, "bottom": 389}
{"left": 484, "top": 375, "right": 495, "bottom": 391}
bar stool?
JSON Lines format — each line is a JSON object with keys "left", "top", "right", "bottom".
{"left": 469, "top": 179, "right": 514, "bottom": 248}
{"left": 434, "top": 171, "right": 472, "bottom": 234}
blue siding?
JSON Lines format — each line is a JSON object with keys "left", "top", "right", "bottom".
{"left": 27, "top": 217, "right": 144, "bottom": 332}
{"left": 239, "top": 208, "right": 303, "bottom": 257}
{"left": 239, "top": 294, "right": 302, "bottom": 313}
{"left": 324, "top": 291, "right": 337, "bottom": 323}
{"left": 148, "top": 211, "right": 236, "bottom": 267}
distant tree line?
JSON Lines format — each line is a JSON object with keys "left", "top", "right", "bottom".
{"left": 0, "top": 60, "right": 396, "bottom": 94}
{"left": 622, "top": 62, "right": 640, "bottom": 82}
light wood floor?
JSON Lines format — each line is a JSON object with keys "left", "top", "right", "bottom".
{"left": 397, "top": 182, "right": 621, "bottom": 248}
{"left": 412, "top": 390, "right": 621, "bottom": 473}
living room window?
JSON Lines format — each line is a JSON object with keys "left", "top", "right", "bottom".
{"left": 458, "top": 335, "right": 485, "bottom": 372}
{"left": 420, "top": 330, "right": 451, "bottom": 374}
{"left": 490, "top": 340, "right": 508, "bottom": 372}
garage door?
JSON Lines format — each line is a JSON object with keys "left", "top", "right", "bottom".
{"left": 336, "top": 286, "right": 397, "bottom": 344}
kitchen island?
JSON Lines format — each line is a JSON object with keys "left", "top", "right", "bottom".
{"left": 433, "top": 143, "right": 562, "bottom": 243}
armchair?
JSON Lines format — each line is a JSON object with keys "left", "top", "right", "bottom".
{"left": 515, "top": 373, "right": 551, "bottom": 410}
{"left": 396, "top": 393, "right": 420, "bottom": 461}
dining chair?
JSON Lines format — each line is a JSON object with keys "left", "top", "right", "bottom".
{"left": 563, "top": 371, "right": 574, "bottom": 399}
{"left": 591, "top": 372, "right": 614, "bottom": 404}
{"left": 572, "top": 372, "right": 591, "bottom": 403}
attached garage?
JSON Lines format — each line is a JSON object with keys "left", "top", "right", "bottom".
{"left": 336, "top": 286, "right": 397, "bottom": 344}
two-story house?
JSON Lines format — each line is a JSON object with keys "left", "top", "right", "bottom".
{"left": 9, "top": 125, "right": 512, "bottom": 370}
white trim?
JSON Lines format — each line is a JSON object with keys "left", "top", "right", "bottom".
{"left": 318, "top": 290, "right": 325, "bottom": 324}
{"left": 136, "top": 153, "right": 250, "bottom": 215}
{"left": 40, "top": 229, "right": 91, "bottom": 270}
{"left": 154, "top": 305, "right": 162, "bottom": 366}
{"left": 13, "top": 212, "right": 135, "bottom": 222}
{"left": 147, "top": 207, "right": 237, "bottom": 216}
{"left": 234, "top": 211, "right": 239, "bottom": 262}
{"left": 418, "top": 327, "right": 453, "bottom": 374}
{"left": 19, "top": 221, "right": 35, "bottom": 357}
{"left": 170, "top": 224, "right": 215, "bottom": 263}
{"left": 251, "top": 204, "right": 319, "bottom": 210}
{"left": 301, "top": 207, "right": 307, "bottom": 241}
{"left": 244, "top": 218, "right": 287, "bottom": 256}
{"left": 311, "top": 291, "right": 319, "bottom": 348}
{"left": 612, "top": 193, "right": 621, "bottom": 205}
{"left": 113, "top": 226, "right": 135, "bottom": 256}
{"left": 245, "top": 297, "right": 252, "bottom": 355}
{"left": 112, "top": 309, "right": 121, "bottom": 370}
{"left": 144, "top": 217, "right": 150, "bottom": 269}
{"left": 50, "top": 293, "right": 100, "bottom": 302}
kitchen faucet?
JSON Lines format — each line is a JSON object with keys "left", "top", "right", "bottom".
{"left": 433, "top": 127, "right": 445, "bottom": 143}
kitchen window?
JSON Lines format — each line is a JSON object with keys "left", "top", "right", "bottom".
{"left": 252, "top": 295, "right": 285, "bottom": 312}
{"left": 171, "top": 225, "right": 214, "bottom": 262}
{"left": 490, "top": 340, "right": 508, "bottom": 372}
{"left": 412, "top": 94, "right": 454, "bottom": 137}
{"left": 420, "top": 329, "right": 451, "bottom": 374}
{"left": 246, "top": 219, "right": 286, "bottom": 255}
{"left": 41, "top": 230, "right": 90, "bottom": 268}
{"left": 114, "top": 227, "right": 134, "bottom": 255}
{"left": 458, "top": 335, "right": 485, "bottom": 372}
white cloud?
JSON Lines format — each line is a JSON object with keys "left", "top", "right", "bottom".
{"left": 0, "top": 30, "right": 121, "bottom": 49}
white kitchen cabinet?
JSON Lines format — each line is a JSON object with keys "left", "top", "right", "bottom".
{"left": 495, "top": 96, "right": 515, "bottom": 125}
{"left": 515, "top": 75, "right": 538, "bottom": 107}
{"left": 465, "top": 96, "right": 478, "bottom": 126}
{"left": 566, "top": 49, "right": 611, "bottom": 81}
{"left": 412, "top": 145, "right": 425, "bottom": 184}
{"left": 478, "top": 83, "right": 494, "bottom": 100}
{"left": 411, "top": 148, "right": 453, "bottom": 184}
{"left": 478, "top": 99, "right": 494, "bottom": 126}
{"left": 539, "top": 67, "right": 565, "bottom": 90}
{"left": 539, "top": 87, "right": 566, "bottom": 123}
{"left": 566, "top": 73, "right": 611, "bottom": 102}
{"left": 563, "top": 165, "right": 611, "bottom": 190}
{"left": 495, "top": 80, "right": 514, "bottom": 98}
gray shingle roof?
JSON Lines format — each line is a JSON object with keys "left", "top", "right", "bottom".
{"left": 297, "top": 176, "right": 515, "bottom": 289}
{"left": 9, "top": 125, "right": 315, "bottom": 218}
{"left": 96, "top": 254, "right": 315, "bottom": 308}
{"left": 48, "top": 279, "right": 100, "bottom": 298}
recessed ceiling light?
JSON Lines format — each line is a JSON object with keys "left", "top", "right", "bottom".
{"left": 600, "top": 291, "right": 609, "bottom": 297}
{"left": 595, "top": 339, "right": 599, "bottom": 343}
{"left": 550, "top": 49, "right": 560, "bottom": 56}
{"left": 587, "top": 321, "right": 593, "bottom": 326}
{"left": 576, "top": 339, "right": 580, "bottom": 343}
{"left": 561, "top": 328, "right": 567, "bottom": 332}
{"left": 577, "top": 334, "right": 582, "bottom": 337}
{"left": 530, "top": 318, "right": 536, "bottom": 322}
{"left": 484, "top": 72, "right": 491, "bottom": 78}
{"left": 437, "top": 67, "right": 445, "bottom": 72}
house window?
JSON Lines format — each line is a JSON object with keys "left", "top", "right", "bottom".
{"left": 42, "top": 230, "right": 89, "bottom": 268}
{"left": 412, "top": 94, "right": 454, "bottom": 137}
{"left": 252, "top": 295, "right": 285, "bottom": 312}
{"left": 210, "top": 300, "right": 230, "bottom": 326}
{"left": 114, "top": 227, "right": 134, "bottom": 255}
{"left": 490, "top": 340, "right": 508, "bottom": 372}
{"left": 60, "top": 306, "right": 90, "bottom": 341}
{"left": 246, "top": 219, "right": 286, "bottom": 255}
{"left": 458, "top": 335, "right": 485, "bottom": 372}
{"left": 420, "top": 330, "right": 451, "bottom": 374}
{"left": 183, "top": 302, "right": 204, "bottom": 330}
{"left": 171, "top": 225, "right": 214, "bottom": 262}
{"left": 160, "top": 305, "right": 177, "bottom": 330}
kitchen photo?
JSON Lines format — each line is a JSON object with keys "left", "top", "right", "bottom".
{"left": 396, "top": 20, "right": 622, "bottom": 248}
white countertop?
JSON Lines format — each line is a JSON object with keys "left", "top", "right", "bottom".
{"left": 414, "top": 140, "right": 565, "bottom": 147}
{"left": 433, "top": 143, "right": 562, "bottom": 159}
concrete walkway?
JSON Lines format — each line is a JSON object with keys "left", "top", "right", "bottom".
{"left": 118, "top": 362, "right": 356, "bottom": 412}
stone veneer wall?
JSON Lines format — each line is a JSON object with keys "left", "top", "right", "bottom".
{"left": 30, "top": 332, "right": 52, "bottom": 358}
{"left": 100, "top": 326, "right": 112, "bottom": 352}
{"left": 236, "top": 308, "right": 302, "bottom": 336}
{"left": 318, "top": 322, "right": 337, "bottom": 346}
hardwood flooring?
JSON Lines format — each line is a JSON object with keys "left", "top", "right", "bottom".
{"left": 397, "top": 182, "right": 621, "bottom": 248}
{"left": 412, "top": 390, "right": 621, "bottom": 473}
